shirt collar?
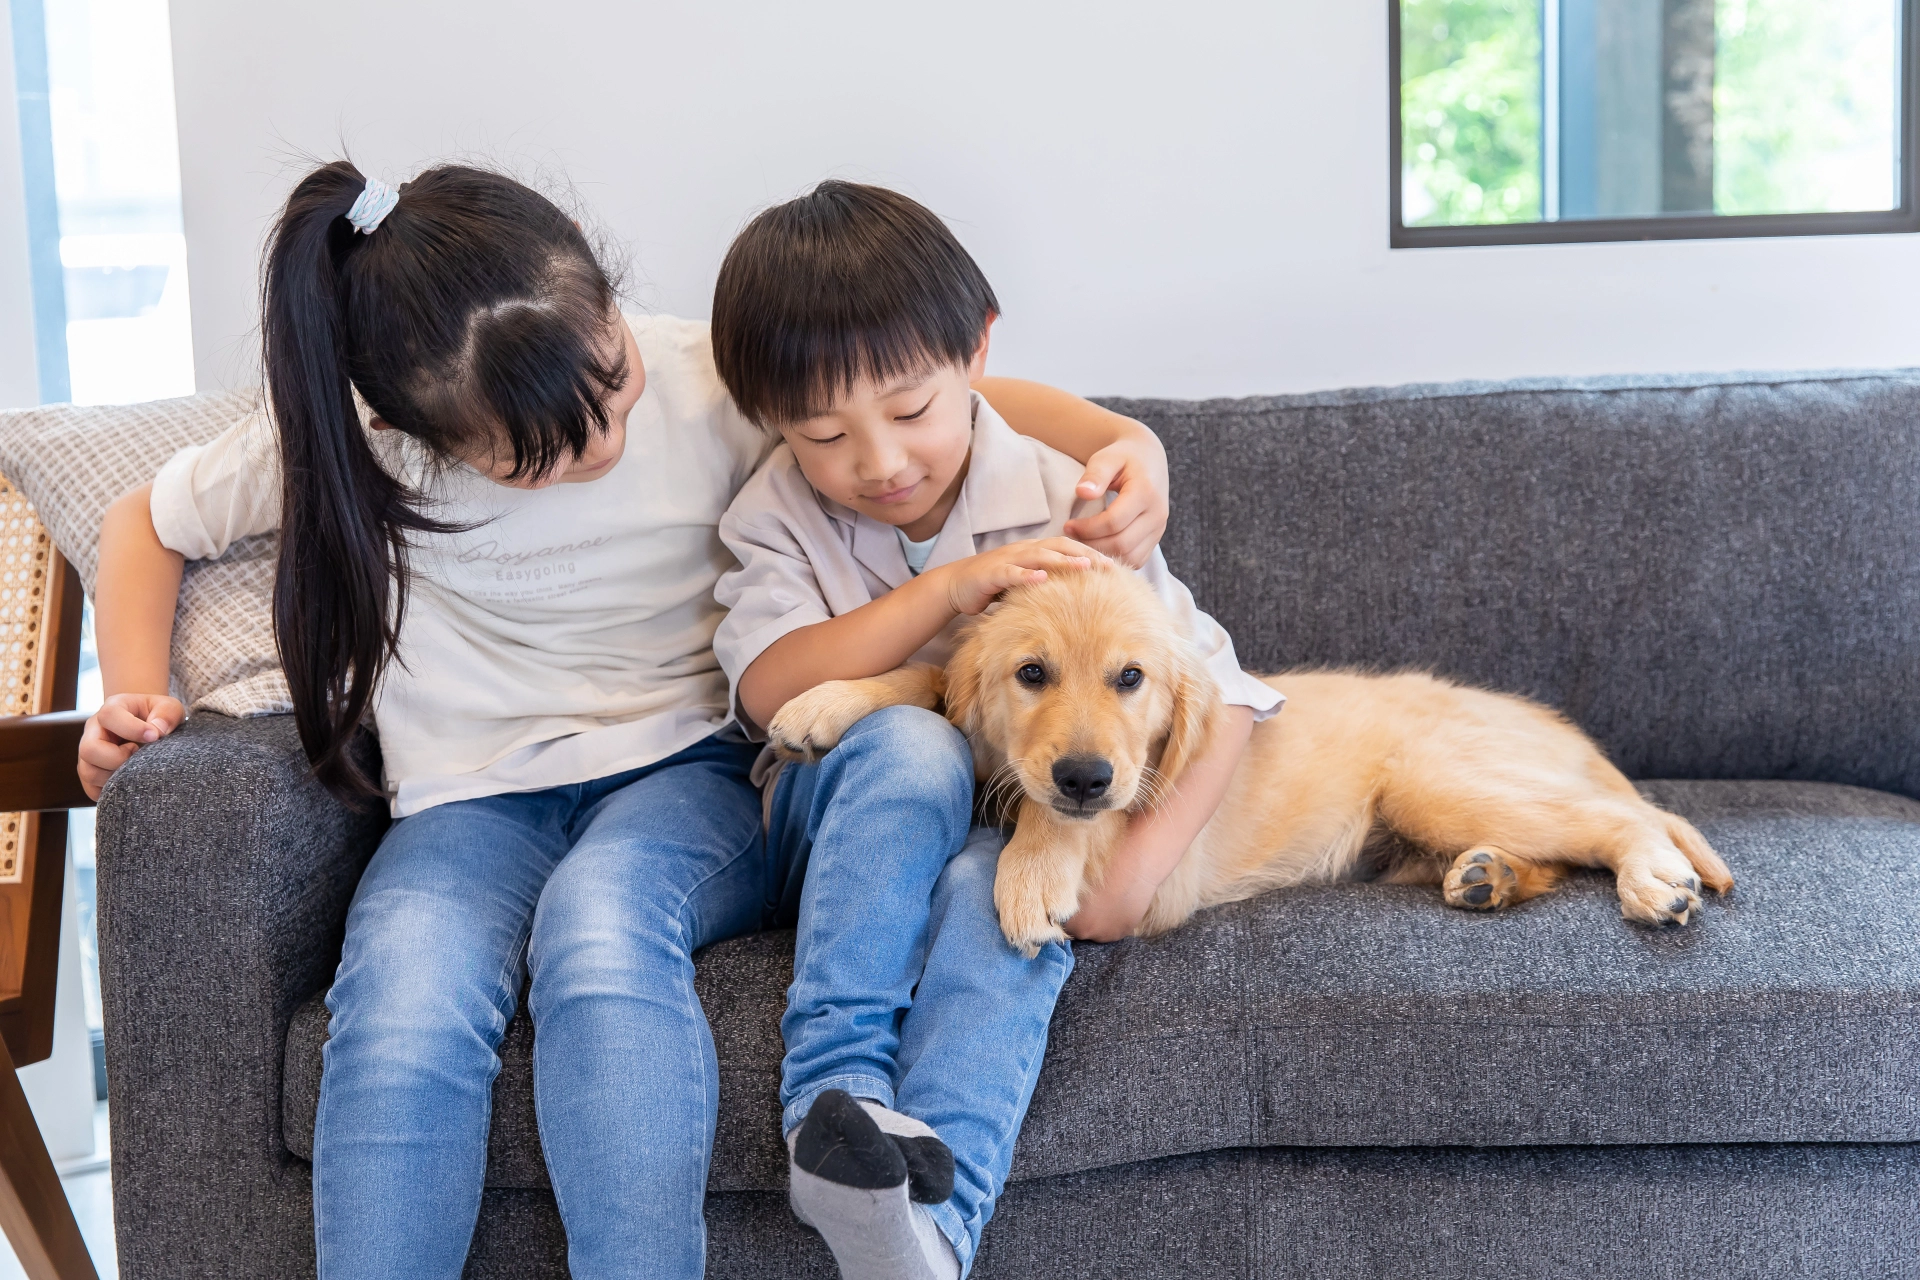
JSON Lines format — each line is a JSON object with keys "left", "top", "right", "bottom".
{"left": 951, "top": 391, "right": 1056, "bottom": 537}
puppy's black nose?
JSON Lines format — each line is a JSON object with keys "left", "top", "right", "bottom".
{"left": 1052, "top": 755, "right": 1113, "bottom": 804}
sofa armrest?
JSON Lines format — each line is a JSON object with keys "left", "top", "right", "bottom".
{"left": 94, "top": 711, "right": 385, "bottom": 1280}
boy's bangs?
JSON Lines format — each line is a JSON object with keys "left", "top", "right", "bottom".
{"left": 780, "top": 327, "right": 954, "bottom": 425}
{"left": 725, "top": 274, "right": 983, "bottom": 426}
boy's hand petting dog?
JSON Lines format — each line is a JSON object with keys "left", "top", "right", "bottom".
{"left": 932, "top": 538, "right": 1105, "bottom": 618}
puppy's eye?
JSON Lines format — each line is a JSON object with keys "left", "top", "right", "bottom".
{"left": 1117, "top": 667, "right": 1144, "bottom": 689}
{"left": 1016, "top": 663, "right": 1047, "bottom": 687}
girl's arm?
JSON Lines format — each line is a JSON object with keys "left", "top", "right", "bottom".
{"left": 1064, "top": 704, "right": 1254, "bottom": 941}
{"left": 970, "top": 376, "right": 1169, "bottom": 568}
{"left": 78, "top": 482, "right": 188, "bottom": 800}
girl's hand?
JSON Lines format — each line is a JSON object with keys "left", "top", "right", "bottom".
{"left": 936, "top": 538, "right": 1101, "bottom": 617}
{"left": 78, "top": 692, "right": 185, "bottom": 801}
{"left": 1063, "top": 430, "right": 1170, "bottom": 570}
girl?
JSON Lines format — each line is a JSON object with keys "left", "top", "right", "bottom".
{"left": 77, "top": 161, "right": 1171, "bottom": 1279}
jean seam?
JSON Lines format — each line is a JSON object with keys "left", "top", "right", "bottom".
{"left": 926, "top": 1199, "right": 973, "bottom": 1276}
{"left": 640, "top": 768, "right": 768, "bottom": 946}
{"left": 491, "top": 927, "right": 531, "bottom": 1030}
{"left": 678, "top": 897, "right": 715, "bottom": 1255}
{"left": 909, "top": 936, "right": 1071, "bottom": 1270}
{"left": 677, "top": 847, "right": 752, "bottom": 956}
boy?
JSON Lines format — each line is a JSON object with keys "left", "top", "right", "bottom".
{"left": 710, "top": 182, "right": 1282, "bottom": 1279}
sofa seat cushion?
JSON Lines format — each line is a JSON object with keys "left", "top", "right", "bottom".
{"left": 281, "top": 779, "right": 1920, "bottom": 1192}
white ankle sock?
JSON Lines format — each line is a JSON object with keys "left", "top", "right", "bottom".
{"left": 787, "top": 1091, "right": 960, "bottom": 1280}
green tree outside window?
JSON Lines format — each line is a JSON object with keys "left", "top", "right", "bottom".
{"left": 1401, "top": 0, "right": 1543, "bottom": 226}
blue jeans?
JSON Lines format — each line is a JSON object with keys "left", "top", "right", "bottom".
{"left": 313, "top": 731, "right": 767, "bottom": 1279}
{"left": 312, "top": 709, "right": 1069, "bottom": 1279}
{"left": 769, "top": 707, "right": 1074, "bottom": 1276}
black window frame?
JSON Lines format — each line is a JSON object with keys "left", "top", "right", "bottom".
{"left": 1389, "top": 0, "right": 1920, "bottom": 247}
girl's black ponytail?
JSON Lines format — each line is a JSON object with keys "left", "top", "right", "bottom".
{"left": 264, "top": 162, "right": 447, "bottom": 798}
{"left": 260, "top": 160, "right": 626, "bottom": 801}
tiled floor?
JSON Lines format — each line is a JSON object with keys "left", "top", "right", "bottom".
{"left": 0, "top": 1103, "right": 117, "bottom": 1279}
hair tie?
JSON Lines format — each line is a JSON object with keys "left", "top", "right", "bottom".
{"left": 345, "top": 179, "right": 399, "bottom": 234}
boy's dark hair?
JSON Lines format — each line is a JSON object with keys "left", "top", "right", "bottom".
{"left": 711, "top": 181, "right": 999, "bottom": 426}
{"left": 263, "top": 159, "right": 626, "bottom": 800}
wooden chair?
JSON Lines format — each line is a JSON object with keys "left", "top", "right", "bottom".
{"left": 0, "top": 474, "right": 101, "bottom": 1280}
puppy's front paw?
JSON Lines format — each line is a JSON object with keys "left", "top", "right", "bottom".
{"left": 994, "top": 877, "right": 1071, "bottom": 960}
{"left": 767, "top": 681, "right": 878, "bottom": 762}
{"left": 997, "top": 905, "right": 1068, "bottom": 960}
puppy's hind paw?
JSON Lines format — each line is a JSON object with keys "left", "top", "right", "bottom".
{"left": 1443, "top": 847, "right": 1519, "bottom": 911}
{"left": 1615, "top": 863, "right": 1704, "bottom": 927}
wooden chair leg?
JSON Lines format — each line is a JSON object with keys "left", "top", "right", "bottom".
{"left": 0, "top": 1036, "right": 96, "bottom": 1280}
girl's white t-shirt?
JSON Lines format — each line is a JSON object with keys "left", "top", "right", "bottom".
{"left": 149, "top": 314, "right": 773, "bottom": 817}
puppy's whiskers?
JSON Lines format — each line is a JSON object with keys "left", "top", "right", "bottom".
{"left": 1132, "top": 765, "right": 1174, "bottom": 813}
{"left": 978, "top": 756, "right": 1031, "bottom": 822}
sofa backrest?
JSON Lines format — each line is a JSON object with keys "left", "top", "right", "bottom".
{"left": 1104, "top": 370, "right": 1920, "bottom": 798}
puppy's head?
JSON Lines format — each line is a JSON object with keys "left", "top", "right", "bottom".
{"left": 946, "top": 565, "right": 1218, "bottom": 819}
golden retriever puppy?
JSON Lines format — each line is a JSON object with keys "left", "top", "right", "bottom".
{"left": 768, "top": 567, "right": 1734, "bottom": 956}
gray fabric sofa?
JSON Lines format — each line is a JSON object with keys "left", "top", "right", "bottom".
{"left": 96, "top": 369, "right": 1920, "bottom": 1279}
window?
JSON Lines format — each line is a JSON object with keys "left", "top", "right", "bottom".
{"left": 12, "top": 0, "right": 194, "bottom": 404}
{"left": 1392, "top": 0, "right": 1919, "bottom": 245}
{"left": 10, "top": 0, "right": 194, "bottom": 1121}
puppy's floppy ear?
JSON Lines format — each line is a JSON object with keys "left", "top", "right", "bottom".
{"left": 1152, "top": 641, "right": 1218, "bottom": 791}
{"left": 941, "top": 628, "right": 985, "bottom": 738}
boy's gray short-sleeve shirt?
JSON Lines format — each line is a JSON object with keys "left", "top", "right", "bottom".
{"left": 714, "top": 392, "right": 1283, "bottom": 739}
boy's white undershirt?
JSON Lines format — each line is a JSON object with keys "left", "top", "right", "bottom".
{"left": 896, "top": 528, "right": 940, "bottom": 576}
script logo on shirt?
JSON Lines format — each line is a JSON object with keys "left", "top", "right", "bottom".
{"left": 451, "top": 535, "right": 614, "bottom": 600}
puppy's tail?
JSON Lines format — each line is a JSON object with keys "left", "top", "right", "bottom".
{"left": 1663, "top": 812, "right": 1734, "bottom": 894}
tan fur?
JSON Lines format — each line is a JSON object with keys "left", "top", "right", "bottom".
{"left": 768, "top": 569, "right": 1734, "bottom": 955}
{"left": 764, "top": 663, "right": 945, "bottom": 761}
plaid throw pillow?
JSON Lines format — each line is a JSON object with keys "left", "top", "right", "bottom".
{"left": 0, "top": 390, "right": 289, "bottom": 718}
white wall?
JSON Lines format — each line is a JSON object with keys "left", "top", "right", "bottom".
{"left": 170, "top": 0, "right": 1920, "bottom": 399}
